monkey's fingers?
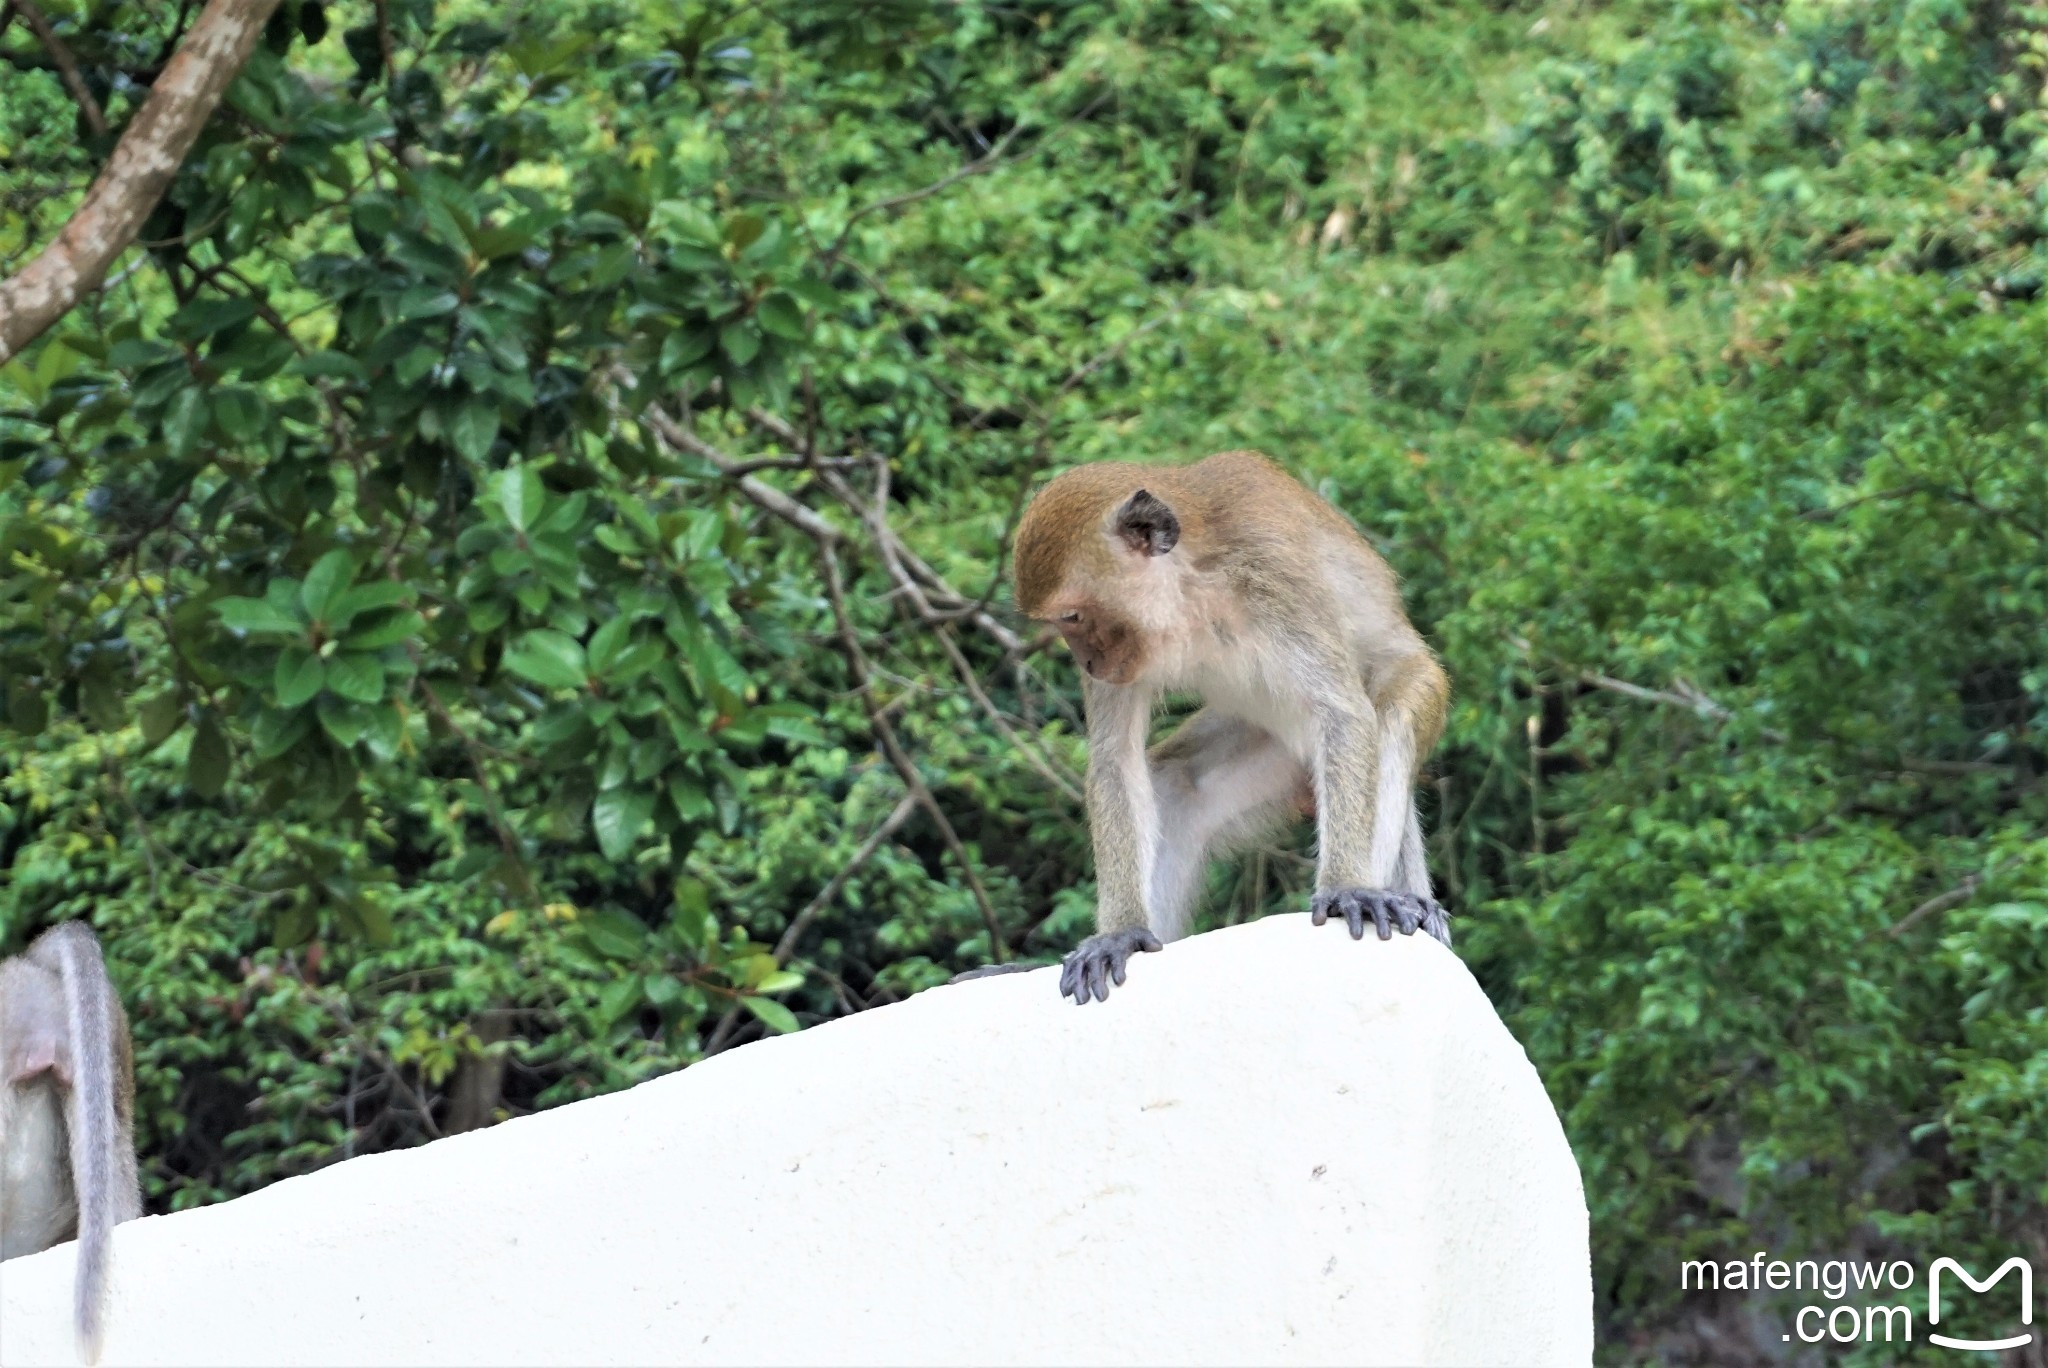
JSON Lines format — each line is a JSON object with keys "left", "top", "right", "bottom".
{"left": 1389, "top": 896, "right": 1422, "bottom": 937}
{"left": 1419, "top": 900, "right": 1453, "bottom": 950}
{"left": 1064, "top": 958, "right": 1097, "bottom": 1011}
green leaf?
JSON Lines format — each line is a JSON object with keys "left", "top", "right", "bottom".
{"left": 363, "top": 703, "right": 404, "bottom": 763}
{"left": 500, "top": 465, "right": 544, "bottom": 532}
{"left": 109, "top": 337, "right": 176, "bottom": 369}
{"left": 188, "top": 713, "right": 231, "bottom": 796}
{"left": 660, "top": 327, "right": 714, "bottom": 371}
{"left": 162, "top": 387, "right": 208, "bottom": 458}
{"left": 643, "top": 974, "right": 684, "bottom": 1012}
{"left": 596, "top": 976, "right": 643, "bottom": 1027}
{"left": 212, "top": 388, "right": 268, "bottom": 443}
{"left": 451, "top": 401, "right": 499, "bottom": 463}
{"left": 299, "top": 549, "right": 356, "bottom": 621}
{"left": 719, "top": 321, "right": 760, "bottom": 366}
{"left": 5, "top": 681, "right": 49, "bottom": 736}
{"left": 316, "top": 696, "right": 368, "bottom": 747}
{"left": 742, "top": 997, "right": 800, "bottom": 1034}
{"left": 592, "top": 787, "right": 654, "bottom": 860}
{"left": 272, "top": 899, "right": 319, "bottom": 950}
{"left": 275, "top": 647, "right": 326, "bottom": 709}
{"left": 342, "top": 608, "right": 423, "bottom": 651}
{"left": 584, "top": 906, "right": 650, "bottom": 959}
{"left": 788, "top": 276, "right": 842, "bottom": 311}
{"left": 755, "top": 969, "right": 804, "bottom": 994}
{"left": 167, "top": 296, "right": 257, "bottom": 340}
{"left": 756, "top": 291, "right": 805, "bottom": 340}
{"left": 325, "top": 653, "right": 386, "bottom": 703}
{"left": 587, "top": 615, "right": 632, "bottom": 676}
{"left": 251, "top": 706, "right": 312, "bottom": 760}
{"left": 216, "top": 596, "right": 304, "bottom": 636}
{"left": 355, "top": 900, "right": 394, "bottom": 947}
{"left": 326, "top": 580, "right": 409, "bottom": 629}
{"left": 139, "top": 691, "right": 185, "bottom": 747}
{"left": 503, "top": 629, "right": 587, "bottom": 690}
{"left": 289, "top": 350, "right": 367, "bottom": 382}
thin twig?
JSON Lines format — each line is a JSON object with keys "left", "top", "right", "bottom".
{"left": 636, "top": 397, "right": 844, "bottom": 545}
{"left": 819, "top": 541, "right": 1008, "bottom": 959}
{"left": 14, "top": 0, "right": 106, "bottom": 134}
{"left": 823, "top": 125, "right": 1028, "bottom": 262}
{"left": 934, "top": 625, "right": 1083, "bottom": 802}
{"left": 1886, "top": 856, "right": 2019, "bottom": 939}
{"left": 702, "top": 794, "right": 919, "bottom": 1055}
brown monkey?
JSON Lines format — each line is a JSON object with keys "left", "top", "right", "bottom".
{"left": 1003, "top": 451, "right": 1450, "bottom": 1004}
{"left": 1, "top": 921, "right": 142, "bottom": 1360}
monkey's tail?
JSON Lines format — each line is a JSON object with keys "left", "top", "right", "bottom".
{"left": 48, "top": 923, "right": 121, "bottom": 1362}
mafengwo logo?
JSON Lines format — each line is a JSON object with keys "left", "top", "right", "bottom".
{"left": 1681, "top": 1252, "right": 2034, "bottom": 1350}
{"left": 1928, "top": 1257, "right": 2033, "bottom": 1353}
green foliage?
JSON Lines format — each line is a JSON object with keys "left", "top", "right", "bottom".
{"left": 3, "top": 0, "right": 2044, "bottom": 1357}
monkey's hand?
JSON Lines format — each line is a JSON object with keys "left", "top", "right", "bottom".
{"left": 1058, "top": 927, "right": 1163, "bottom": 1005}
{"left": 1311, "top": 889, "right": 1452, "bottom": 950}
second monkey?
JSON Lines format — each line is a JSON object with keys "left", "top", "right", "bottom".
{"left": 1005, "top": 450, "right": 1450, "bottom": 1004}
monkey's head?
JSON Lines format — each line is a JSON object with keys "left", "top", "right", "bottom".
{"left": 1013, "top": 467, "right": 1183, "bottom": 686}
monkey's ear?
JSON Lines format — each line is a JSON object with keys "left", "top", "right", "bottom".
{"left": 1114, "top": 489, "right": 1180, "bottom": 556}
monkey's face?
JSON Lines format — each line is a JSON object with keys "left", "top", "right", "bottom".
{"left": 1050, "top": 605, "right": 1145, "bottom": 685}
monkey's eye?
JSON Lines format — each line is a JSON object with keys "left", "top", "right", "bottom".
{"left": 1059, "top": 612, "right": 1082, "bottom": 624}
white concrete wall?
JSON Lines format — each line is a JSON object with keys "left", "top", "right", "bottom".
{"left": 0, "top": 914, "right": 1591, "bottom": 1367}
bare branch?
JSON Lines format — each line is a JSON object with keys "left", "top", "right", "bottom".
{"left": 824, "top": 125, "right": 1026, "bottom": 261}
{"left": 773, "top": 794, "right": 920, "bottom": 963}
{"left": 701, "top": 794, "right": 919, "bottom": 1055}
{"left": 635, "top": 398, "right": 845, "bottom": 545}
{"left": 0, "top": 0, "right": 283, "bottom": 364}
{"left": 13, "top": 0, "right": 106, "bottom": 135}
{"left": 933, "top": 625, "right": 1083, "bottom": 803}
{"left": 818, "top": 541, "right": 1009, "bottom": 960}
{"left": 1886, "top": 856, "right": 2020, "bottom": 939}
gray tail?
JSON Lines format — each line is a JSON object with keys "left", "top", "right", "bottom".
{"left": 48, "top": 924, "right": 119, "bottom": 1362}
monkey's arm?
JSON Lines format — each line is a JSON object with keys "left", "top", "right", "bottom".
{"left": 1301, "top": 653, "right": 1447, "bottom": 946}
{"left": 1061, "top": 679, "right": 1162, "bottom": 1004}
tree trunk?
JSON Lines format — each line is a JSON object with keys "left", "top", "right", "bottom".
{"left": 0, "top": 0, "right": 283, "bottom": 366}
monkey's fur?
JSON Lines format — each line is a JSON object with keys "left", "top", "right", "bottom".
{"left": 1004, "top": 451, "right": 1451, "bottom": 1003}
{"left": 1, "top": 921, "right": 142, "bottom": 1360}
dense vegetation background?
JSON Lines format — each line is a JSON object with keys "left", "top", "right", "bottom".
{"left": 2, "top": 0, "right": 2043, "bottom": 1360}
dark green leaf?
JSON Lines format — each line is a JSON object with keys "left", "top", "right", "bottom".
{"left": 325, "top": 653, "right": 386, "bottom": 703}
{"left": 162, "top": 387, "right": 208, "bottom": 458}
{"left": 503, "top": 630, "right": 587, "bottom": 690}
{"left": 756, "top": 291, "right": 805, "bottom": 340}
{"left": 188, "top": 713, "right": 231, "bottom": 796}
{"left": 300, "top": 549, "right": 357, "bottom": 621}
{"left": 592, "top": 788, "right": 653, "bottom": 860}
{"left": 275, "top": 647, "right": 326, "bottom": 709}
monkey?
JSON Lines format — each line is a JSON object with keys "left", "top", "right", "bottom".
{"left": 971, "top": 451, "right": 1451, "bottom": 1005}
{"left": 1, "top": 921, "right": 142, "bottom": 1361}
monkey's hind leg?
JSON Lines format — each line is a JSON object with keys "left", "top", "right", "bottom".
{"left": 1394, "top": 799, "right": 1451, "bottom": 949}
{"left": 1057, "top": 927, "right": 1163, "bottom": 1006}
{"left": 1312, "top": 803, "right": 1448, "bottom": 946}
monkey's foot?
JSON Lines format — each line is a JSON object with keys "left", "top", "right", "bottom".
{"left": 949, "top": 962, "right": 1044, "bottom": 984}
{"left": 1058, "top": 927, "right": 1163, "bottom": 1005}
{"left": 1311, "top": 888, "right": 1452, "bottom": 950}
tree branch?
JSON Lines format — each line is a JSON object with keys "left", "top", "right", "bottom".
{"left": 0, "top": 0, "right": 283, "bottom": 365}
{"left": 12, "top": 0, "right": 105, "bottom": 136}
